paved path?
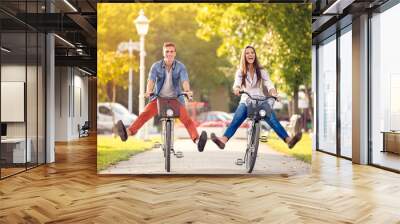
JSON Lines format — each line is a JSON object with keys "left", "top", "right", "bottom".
{"left": 100, "top": 137, "right": 310, "bottom": 175}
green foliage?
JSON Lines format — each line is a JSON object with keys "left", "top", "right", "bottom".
{"left": 263, "top": 132, "right": 312, "bottom": 163}
{"left": 97, "top": 49, "right": 137, "bottom": 102}
{"left": 97, "top": 135, "right": 159, "bottom": 171}
{"left": 98, "top": 3, "right": 231, "bottom": 101}
{"left": 98, "top": 3, "right": 311, "bottom": 111}
{"left": 196, "top": 3, "right": 312, "bottom": 98}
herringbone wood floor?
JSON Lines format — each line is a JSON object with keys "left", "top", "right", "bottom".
{"left": 1, "top": 135, "right": 400, "bottom": 224}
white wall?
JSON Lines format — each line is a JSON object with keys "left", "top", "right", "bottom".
{"left": 1, "top": 63, "right": 45, "bottom": 164}
{"left": 54, "top": 67, "right": 89, "bottom": 141}
{"left": 55, "top": 66, "right": 69, "bottom": 141}
{"left": 1, "top": 65, "right": 26, "bottom": 138}
{"left": 73, "top": 72, "right": 89, "bottom": 137}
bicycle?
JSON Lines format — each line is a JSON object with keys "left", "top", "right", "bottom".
{"left": 151, "top": 92, "right": 191, "bottom": 172}
{"left": 235, "top": 91, "right": 277, "bottom": 173}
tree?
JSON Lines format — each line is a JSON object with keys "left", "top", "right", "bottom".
{"left": 97, "top": 50, "right": 137, "bottom": 103}
{"left": 98, "top": 3, "right": 231, "bottom": 106}
{"left": 196, "top": 3, "right": 312, "bottom": 116}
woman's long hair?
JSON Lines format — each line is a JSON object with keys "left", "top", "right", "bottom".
{"left": 240, "top": 45, "right": 262, "bottom": 88}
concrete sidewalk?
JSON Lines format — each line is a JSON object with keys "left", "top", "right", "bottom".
{"left": 99, "top": 137, "right": 310, "bottom": 175}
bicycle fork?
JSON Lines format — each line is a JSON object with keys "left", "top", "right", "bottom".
{"left": 235, "top": 120, "right": 265, "bottom": 166}
{"left": 161, "top": 119, "right": 183, "bottom": 158}
{"left": 236, "top": 120, "right": 255, "bottom": 166}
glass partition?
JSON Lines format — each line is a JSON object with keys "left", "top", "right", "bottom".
{"left": 370, "top": 3, "right": 400, "bottom": 171}
{"left": 339, "top": 27, "right": 352, "bottom": 158}
{"left": 317, "top": 35, "right": 337, "bottom": 154}
{"left": 0, "top": 1, "right": 46, "bottom": 179}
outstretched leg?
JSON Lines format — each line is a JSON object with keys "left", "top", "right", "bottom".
{"left": 178, "top": 104, "right": 207, "bottom": 152}
{"left": 127, "top": 100, "right": 158, "bottom": 135}
{"left": 264, "top": 112, "right": 302, "bottom": 149}
{"left": 211, "top": 103, "right": 247, "bottom": 149}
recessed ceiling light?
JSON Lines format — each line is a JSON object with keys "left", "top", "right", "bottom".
{"left": 1, "top": 47, "right": 11, "bottom": 53}
{"left": 63, "top": 0, "right": 78, "bottom": 12}
{"left": 54, "top": 34, "right": 75, "bottom": 48}
{"left": 78, "top": 67, "right": 93, "bottom": 76}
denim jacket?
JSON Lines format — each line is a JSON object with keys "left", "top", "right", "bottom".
{"left": 148, "top": 59, "right": 189, "bottom": 104}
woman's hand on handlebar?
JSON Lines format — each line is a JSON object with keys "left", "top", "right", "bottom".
{"left": 233, "top": 87, "right": 241, "bottom": 96}
{"left": 270, "top": 93, "right": 280, "bottom": 102}
{"left": 269, "top": 89, "right": 280, "bottom": 101}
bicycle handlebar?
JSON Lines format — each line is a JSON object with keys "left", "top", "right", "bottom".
{"left": 239, "top": 91, "right": 278, "bottom": 101}
{"left": 149, "top": 92, "right": 193, "bottom": 100}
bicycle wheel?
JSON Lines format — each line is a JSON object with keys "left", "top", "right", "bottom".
{"left": 246, "top": 122, "right": 260, "bottom": 173}
{"left": 164, "top": 120, "right": 171, "bottom": 172}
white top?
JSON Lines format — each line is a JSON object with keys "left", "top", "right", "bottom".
{"left": 233, "top": 69, "right": 275, "bottom": 104}
{"left": 159, "top": 67, "right": 175, "bottom": 97}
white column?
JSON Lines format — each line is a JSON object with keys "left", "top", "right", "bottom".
{"left": 352, "top": 14, "right": 369, "bottom": 164}
{"left": 46, "top": 33, "right": 55, "bottom": 163}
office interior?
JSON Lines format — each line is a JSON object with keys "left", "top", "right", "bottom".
{"left": 0, "top": 0, "right": 399, "bottom": 182}
{"left": 313, "top": 0, "right": 400, "bottom": 172}
{"left": 0, "top": 0, "right": 97, "bottom": 179}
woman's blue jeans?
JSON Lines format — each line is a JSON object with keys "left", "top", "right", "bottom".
{"left": 223, "top": 103, "right": 289, "bottom": 141}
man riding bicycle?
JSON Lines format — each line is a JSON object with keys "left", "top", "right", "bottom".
{"left": 116, "top": 42, "right": 208, "bottom": 152}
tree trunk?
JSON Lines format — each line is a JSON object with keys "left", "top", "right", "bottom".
{"left": 112, "top": 80, "right": 116, "bottom": 103}
{"left": 305, "top": 87, "right": 314, "bottom": 131}
{"left": 293, "top": 86, "right": 299, "bottom": 115}
{"left": 106, "top": 82, "right": 112, "bottom": 102}
{"left": 111, "top": 80, "right": 117, "bottom": 137}
{"left": 288, "top": 100, "right": 293, "bottom": 118}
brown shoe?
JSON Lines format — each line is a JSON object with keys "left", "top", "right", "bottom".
{"left": 288, "top": 132, "right": 302, "bottom": 149}
{"left": 197, "top": 131, "right": 208, "bottom": 152}
{"left": 116, "top": 120, "right": 128, "bottom": 142}
{"left": 210, "top": 133, "right": 225, "bottom": 149}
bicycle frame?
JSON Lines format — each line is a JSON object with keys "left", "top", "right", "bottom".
{"left": 161, "top": 118, "right": 174, "bottom": 151}
{"left": 151, "top": 93, "right": 189, "bottom": 172}
{"left": 237, "top": 91, "right": 276, "bottom": 173}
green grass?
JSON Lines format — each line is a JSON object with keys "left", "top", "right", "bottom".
{"left": 97, "top": 135, "right": 160, "bottom": 171}
{"left": 262, "top": 131, "right": 312, "bottom": 163}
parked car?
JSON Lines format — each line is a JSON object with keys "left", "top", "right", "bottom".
{"left": 97, "top": 102, "right": 137, "bottom": 134}
{"left": 198, "top": 111, "right": 232, "bottom": 122}
{"left": 197, "top": 111, "right": 249, "bottom": 128}
{"left": 229, "top": 113, "right": 271, "bottom": 131}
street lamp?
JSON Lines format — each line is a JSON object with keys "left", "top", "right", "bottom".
{"left": 134, "top": 9, "right": 149, "bottom": 36}
{"left": 134, "top": 9, "right": 149, "bottom": 139}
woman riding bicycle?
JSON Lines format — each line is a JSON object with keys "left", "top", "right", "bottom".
{"left": 210, "top": 45, "right": 302, "bottom": 149}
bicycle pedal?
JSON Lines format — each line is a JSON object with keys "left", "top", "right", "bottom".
{"left": 260, "top": 136, "right": 268, "bottom": 142}
{"left": 175, "top": 151, "right": 184, "bottom": 158}
{"left": 235, "top": 158, "right": 244, "bottom": 166}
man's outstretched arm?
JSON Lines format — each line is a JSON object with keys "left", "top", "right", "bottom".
{"left": 145, "top": 80, "right": 155, "bottom": 97}
{"left": 182, "top": 80, "right": 193, "bottom": 98}
{"left": 182, "top": 80, "right": 190, "bottom": 92}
